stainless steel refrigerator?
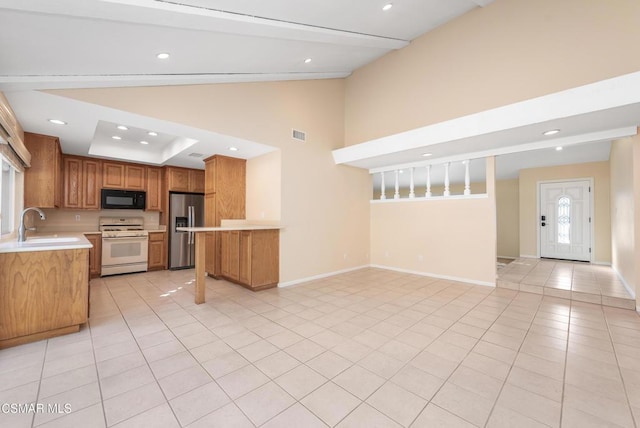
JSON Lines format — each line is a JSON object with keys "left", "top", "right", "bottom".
{"left": 169, "top": 192, "right": 205, "bottom": 269}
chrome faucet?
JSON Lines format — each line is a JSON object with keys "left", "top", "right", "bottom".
{"left": 18, "top": 207, "right": 46, "bottom": 242}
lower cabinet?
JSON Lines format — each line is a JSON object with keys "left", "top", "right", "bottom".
{"left": 148, "top": 232, "right": 166, "bottom": 271}
{"left": 0, "top": 248, "right": 89, "bottom": 348}
{"left": 84, "top": 233, "right": 102, "bottom": 278}
{"left": 220, "top": 229, "right": 279, "bottom": 291}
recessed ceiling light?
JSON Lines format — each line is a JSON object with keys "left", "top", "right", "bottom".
{"left": 556, "top": 146, "right": 563, "bottom": 151}
{"left": 140, "top": 141, "right": 149, "bottom": 145}
{"left": 399, "top": 170, "right": 404, "bottom": 174}
{"left": 382, "top": 3, "right": 393, "bottom": 11}
{"left": 421, "top": 153, "right": 432, "bottom": 157}
{"left": 117, "top": 125, "right": 128, "bottom": 131}
{"left": 543, "top": 129, "right": 560, "bottom": 136}
{"left": 147, "top": 131, "right": 158, "bottom": 136}
{"left": 229, "top": 147, "right": 239, "bottom": 152}
{"left": 112, "top": 136, "right": 122, "bottom": 140}
{"left": 156, "top": 53, "right": 170, "bottom": 59}
{"left": 48, "top": 119, "right": 66, "bottom": 125}
{"left": 304, "top": 58, "right": 312, "bottom": 64}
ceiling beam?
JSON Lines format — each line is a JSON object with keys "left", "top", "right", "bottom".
{"left": 0, "top": 72, "right": 352, "bottom": 91}
{"left": 0, "top": 0, "right": 409, "bottom": 50}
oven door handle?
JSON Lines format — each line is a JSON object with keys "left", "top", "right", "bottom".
{"left": 102, "top": 237, "right": 149, "bottom": 241}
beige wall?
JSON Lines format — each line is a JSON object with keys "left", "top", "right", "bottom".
{"left": 36, "top": 209, "right": 160, "bottom": 233}
{"left": 496, "top": 179, "right": 519, "bottom": 258}
{"left": 519, "top": 162, "right": 611, "bottom": 263}
{"left": 345, "top": 0, "right": 640, "bottom": 145}
{"left": 52, "top": 80, "right": 371, "bottom": 284}
{"left": 370, "top": 158, "right": 497, "bottom": 285}
{"left": 246, "top": 150, "right": 281, "bottom": 221}
{"left": 610, "top": 135, "right": 638, "bottom": 299}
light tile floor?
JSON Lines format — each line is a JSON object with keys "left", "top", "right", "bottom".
{"left": 1, "top": 268, "right": 640, "bottom": 427}
{"left": 497, "top": 258, "right": 636, "bottom": 310}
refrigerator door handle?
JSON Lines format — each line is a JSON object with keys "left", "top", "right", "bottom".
{"left": 186, "top": 206, "right": 190, "bottom": 245}
{"left": 188, "top": 206, "right": 193, "bottom": 245}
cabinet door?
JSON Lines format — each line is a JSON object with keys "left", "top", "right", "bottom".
{"left": 167, "top": 168, "right": 190, "bottom": 192}
{"left": 220, "top": 232, "right": 230, "bottom": 277}
{"left": 63, "top": 157, "right": 83, "bottom": 209}
{"left": 125, "top": 165, "right": 146, "bottom": 190}
{"left": 221, "top": 231, "right": 240, "bottom": 281}
{"left": 146, "top": 167, "right": 162, "bottom": 211}
{"left": 205, "top": 194, "right": 216, "bottom": 227}
{"left": 148, "top": 233, "right": 165, "bottom": 270}
{"left": 83, "top": 160, "right": 101, "bottom": 209}
{"left": 24, "top": 133, "right": 62, "bottom": 208}
{"left": 216, "top": 156, "right": 246, "bottom": 220}
{"left": 189, "top": 170, "right": 205, "bottom": 193}
{"left": 204, "top": 158, "right": 216, "bottom": 194}
{"left": 54, "top": 141, "right": 62, "bottom": 208}
{"left": 102, "top": 162, "right": 125, "bottom": 188}
{"left": 205, "top": 232, "right": 216, "bottom": 274}
{"left": 85, "top": 234, "right": 102, "bottom": 278}
{"left": 239, "top": 231, "right": 252, "bottom": 285}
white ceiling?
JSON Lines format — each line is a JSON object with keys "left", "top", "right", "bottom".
{"left": 0, "top": 1, "right": 632, "bottom": 177}
{"left": 0, "top": 0, "right": 492, "bottom": 167}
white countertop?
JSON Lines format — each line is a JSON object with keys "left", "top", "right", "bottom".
{"left": 0, "top": 233, "right": 93, "bottom": 253}
{"left": 177, "top": 225, "right": 282, "bottom": 232}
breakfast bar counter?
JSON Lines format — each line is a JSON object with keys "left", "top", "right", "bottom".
{"left": 177, "top": 223, "right": 282, "bottom": 303}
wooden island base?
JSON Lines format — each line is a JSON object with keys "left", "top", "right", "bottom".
{"left": 191, "top": 227, "right": 280, "bottom": 303}
{"left": 0, "top": 325, "right": 81, "bottom": 350}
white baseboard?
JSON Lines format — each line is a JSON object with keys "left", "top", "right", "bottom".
{"left": 278, "top": 265, "right": 369, "bottom": 288}
{"left": 592, "top": 261, "right": 612, "bottom": 266}
{"left": 370, "top": 264, "right": 495, "bottom": 287}
{"left": 519, "top": 254, "right": 539, "bottom": 259}
{"left": 497, "top": 256, "right": 517, "bottom": 260}
{"left": 611, "top": 265, "right": 636, "bottom": 300}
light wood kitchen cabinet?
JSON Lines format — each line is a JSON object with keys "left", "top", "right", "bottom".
{"left": 220, "top": 231, "right": 240, "bottom": 280}
{"left": 63, "top": 156, "right": 101, "bottom": 209}
{"left": 189, "top": 169, "right": 205, "bottom": 193}
{"left": 103, "top": 162, "right": 146, "bottom": 190}
{"left": 0, "top": 248, "right": 89, "bottom": 349}
{"left": 146, "top": 167, "right": 163, "bottom": 211}
{"left": 102, "top": 161, "right": 125, "bottom": 188}
{"left": 148, "top": 232, "right": 166, "bottom": 271}
{"left": 83, "top": 159, "right": 101, "bottom": 209}
{"left": 204, "top": 155, "right": 246, "bottom": 277}
{"left": 219, "top": 229, "right": 279, "bottom": 291}
{"left": 23, "top": 132, "right": 62, "bottom": 208}
{"left": 166, "top": 166, "right": 204, "bottom": 193}
{"left": 84, "top": 233, "right": 102, "bottom": 278}
{"left": 125, "top": 165, "right": 146, "bottom": 190}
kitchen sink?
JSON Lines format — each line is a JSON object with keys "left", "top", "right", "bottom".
{"left": 21, "top": 236, "right": 81, "bottom": 245}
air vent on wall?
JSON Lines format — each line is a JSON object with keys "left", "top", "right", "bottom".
{"left": 188, "top": 152, "right": 204, "bottom": 158}
{"left": 292, "top": 129, "right": 306, "bottom": 142}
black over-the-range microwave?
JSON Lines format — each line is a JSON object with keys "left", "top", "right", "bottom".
{"left": 101, "top": 189, "right": 146, "bottom": 210}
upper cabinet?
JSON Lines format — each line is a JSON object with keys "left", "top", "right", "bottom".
{"left": 204, "top": 155, "right": 246, "bottom": 224}
{"left": 23, "top": 132, "right": 62, "bottom": 208}
{"left": 103, "top": 162, "right": 146, "bottom": 190}
{"left": 146, "top": 167, "right": 163, "bottom": 211}
{"left": 166, "top": 166, "right": 204, "bottom": 193}
{"left": 63, "top": 156, "right": 101, "bottom": 210}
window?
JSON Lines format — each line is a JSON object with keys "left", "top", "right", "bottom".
{"left": 557, "top": 196, "right": 571, "bottom": 244}
{"left": 0, "top": 156, "right": 17, "bottom": 236}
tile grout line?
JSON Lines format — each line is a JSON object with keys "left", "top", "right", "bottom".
{"left": 601, "top": 307, "right": 639, "bottom": 428}
{"left": 30, "top": 339, "right": 48, "bottom": 428}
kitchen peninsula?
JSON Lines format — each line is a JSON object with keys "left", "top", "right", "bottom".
{"left": 177, "top": 222, "right": 281, "bottom": 303}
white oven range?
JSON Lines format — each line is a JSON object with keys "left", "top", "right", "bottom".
{"left": 99, "top": 217, "right": 148, "bottom": 276}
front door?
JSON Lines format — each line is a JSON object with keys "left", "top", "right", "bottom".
{"left": 539, "top": 180, "right": 591, "bottom": 261}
